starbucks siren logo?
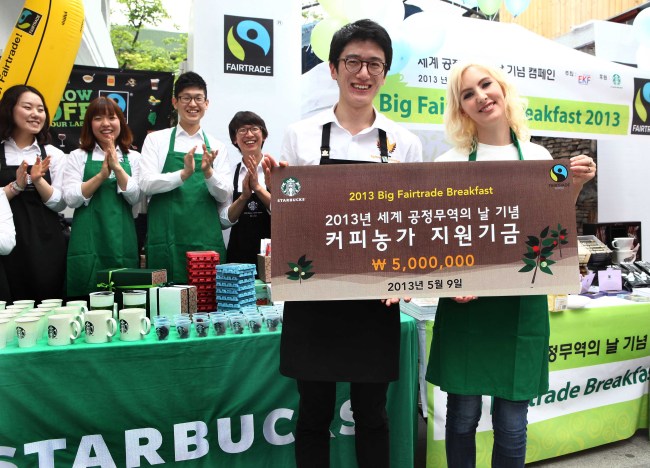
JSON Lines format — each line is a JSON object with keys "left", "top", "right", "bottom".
{"left": 281, "top": 177, "right": 301, "bottom": 197}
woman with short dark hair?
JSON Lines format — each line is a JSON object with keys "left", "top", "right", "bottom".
{"left": 221, "top": 111, "right": 271, "bottom": 267}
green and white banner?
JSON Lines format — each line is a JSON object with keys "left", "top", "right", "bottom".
{"left": 375, "top": 16, "right": 650, "bottom": 141}
{"left": 425, "top": 302, "right": 650, "bottom": 467}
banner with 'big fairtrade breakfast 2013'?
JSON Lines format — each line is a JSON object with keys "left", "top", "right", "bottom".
{"left": 270, "top": 160, "right": 579, "bottom": 301}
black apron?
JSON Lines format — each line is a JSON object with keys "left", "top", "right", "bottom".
{"left": 0, "top": 143, "right": 66, "bottom": 302}
{"left": 225, "top": 161, "right": 271, "bottom": 266}
{"left": 279, "top": 123, "right": 400, "bottom": 383}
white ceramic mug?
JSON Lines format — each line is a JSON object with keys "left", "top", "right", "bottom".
{"left": 53, "top": 306, "right": 85, "bottom": 331}
{"left": 0, "top": 312, "right": 19, "bottom": 343}
{"left": 47, "top": 314, "right": 82, "bottom": 346}
{"left": 84, "top": 310, "right": 117, "bottom": 344}
{"left": 118, "top": 308, "right": 151, "bottom": 341}
{"left": 66, "top": 300, "right": 88, "bottom": 313}
{"left": 0, "top": 318, "right": 9, "bottom": 349}
{"left": 21, "top": 310, "right": 48, "bottom": 338}
{"left": 14, "top": 316, "right": 41, "bottom": 348}
{"left": 12, "top": 300, "right": 35, "bottom": 309}
{"left": 612, "top": 237, "right": 635, "bottom": 250}
{"left": 40, "top": 298, "right": 63, "bottom": 308}
{"left": 612, "top": 249, "right": 636, "bottom": 264}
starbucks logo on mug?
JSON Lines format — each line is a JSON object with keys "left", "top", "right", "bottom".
{"left": 120, "top": 319, "right": 129, "bottom": 334}
{"left": 48, "top": 325, "right": 58, "bottom": 338}
{"left": 85, "top": 321, "right": 95, "bottom": 336}
{"left": 16, "top": 326, "right": 26, "bottom": 339}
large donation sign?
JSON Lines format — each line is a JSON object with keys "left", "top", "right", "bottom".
{"left": 271, "top": 160, "right": 579, "bottom": 301}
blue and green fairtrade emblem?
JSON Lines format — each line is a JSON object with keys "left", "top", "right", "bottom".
{"left": 281, "top": 177, "right": 301, "bottom": 197}
{"left": 549, "top": 164, "right": 568, "bottom": 182}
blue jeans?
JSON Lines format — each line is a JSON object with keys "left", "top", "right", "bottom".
{"left": 445, "top": 393, "right": 529, "bottom": 468}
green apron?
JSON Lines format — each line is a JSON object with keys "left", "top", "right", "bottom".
{"left": 67, "top": 151, "right": 138, "bottom": 297}
{"left": 425, "top": 132, "right": 550, "bottom": 401}
{"left": 146, "top": 128, "right": 226, "bottom": 283}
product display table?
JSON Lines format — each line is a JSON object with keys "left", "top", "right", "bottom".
{"left": 424, "top": 297, "right": 650, "bottom": 467}
{"left": 0, "top": 313, "right": 419, "bottom": 467}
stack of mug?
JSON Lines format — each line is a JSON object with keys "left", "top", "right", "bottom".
{"left": 611, "top": 237, "right": 639, "bottom": 264}
{"left": 0, "top": 290, "right": 152, "bottom": 350}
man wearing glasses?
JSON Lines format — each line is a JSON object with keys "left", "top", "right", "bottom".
{"left": 139, "top": 71, "right": 230, "bottom": 283}
{"left": 267, "top": 19, "right": 422, "bottom": 468}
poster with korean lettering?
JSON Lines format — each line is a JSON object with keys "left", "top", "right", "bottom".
{"left": 270, "top": 160, "right": 579, "bottom": 301}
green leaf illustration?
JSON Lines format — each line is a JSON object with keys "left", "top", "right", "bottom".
{"left": 227, "top": 27, "right": 245, "bottom": 61}
{"left": 286, "top": 255, "right": 316, "bottom": 283}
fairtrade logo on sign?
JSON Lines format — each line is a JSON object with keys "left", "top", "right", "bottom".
{"left": 16, "top": 8, "right": 42, "bottom": 35}
{"left": 631, "top": 78, "right": 650, "bottom": 135}
{"left": 99, "top": 90, "right": 130, "bottom": 123}
{"left": 549, "top": 164, "right": 568, "bottom": 182}
{"left": 281, "top": 177, "right": 301, "bottom": 197}
{"left": 224, "top": 15, "right": 273, "bottom": 76}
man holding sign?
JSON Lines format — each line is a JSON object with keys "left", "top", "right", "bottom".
{"left": 265, "top": 19, "right": 422, "bottom": 468}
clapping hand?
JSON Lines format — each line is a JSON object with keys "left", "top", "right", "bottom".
{"left": 30, "top": 155, "right": 51, "bottom": 183}
{"left": 180, "top": 147, "right": 197, "bottom": 181}
{"left": 15, "top": 161, "right": 28, "bottom": 189}
{"left": 201, "top": 143, "right": 218, "bottom": 178}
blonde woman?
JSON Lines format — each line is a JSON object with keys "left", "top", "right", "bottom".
{"left": 426, "top": 62, "right": 595, "bottom": 467}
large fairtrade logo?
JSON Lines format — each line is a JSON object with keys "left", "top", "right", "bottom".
{"left": 16, "top": 8, "right": 42, "bottom": 35}
{"left": 631, "top": 78, "right": 650, "bottom": 135}
{"left": 549, "top": 164, "right": 568, "bottom": 182}
{"left": 281, "top": 177, "right": 301, "bottom": 197}
{"left": 99, "top": 90, "right": 130, "bottom": 123}
{"left": 224, "top": 15, "right": 273, "bottom": 76}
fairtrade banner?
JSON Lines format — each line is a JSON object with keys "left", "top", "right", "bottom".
{"left": 49, "top": 65, "right": 174, "bottom": 153}
{"left": 425, "top": 302, "right": 650, "bottom": 467}
{"left": 270, "top": 160, "right": 578, "bottom": 301}
{"left": 372, "top": 16, "right": 650, "bottom": 140}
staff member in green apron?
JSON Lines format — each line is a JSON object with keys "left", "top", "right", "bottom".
{"left": 63, "top": 97, "right": 141, "bottom": 298}
{"left": 0, "top": 85, "right": 67, "bottom": 303}
{"left": 425, "top": 61, "right": 596, "bottom": 468}
{"left": 139, "top": 72, "right": 230, "bottom": 283}
{"left": 221, "top": 111, "right": 270, "bottom": 267}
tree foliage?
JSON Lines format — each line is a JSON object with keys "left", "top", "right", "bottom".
{"left": 111, "top": 0, "right": 187, "bottom": 73}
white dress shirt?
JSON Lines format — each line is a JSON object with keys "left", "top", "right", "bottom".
{"left": 138, "top": 125, "right": 232, "bottom": 203}
{"left": 281, "top": 106, "right": 423, "bottom": 165}
{"left": 1, "top": 138, "right": 66, "bottom": 212}
{"left": 63, "top": 145, "right": 141, "bottom": 209}
{"left": 0, "top": 190, "right": 16, "bottom": 255}
{"left": 436, "top": 141, "right": 552, "bottom": 162}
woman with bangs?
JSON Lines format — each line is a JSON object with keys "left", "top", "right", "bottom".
{"left": 426, "top": 61, "right": 596, "bottom": 467}
{"left": 63, "top": 96, "right": 141, "bottom": 298}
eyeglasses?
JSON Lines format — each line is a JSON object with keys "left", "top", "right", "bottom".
{"left": 177, "top": 94, "right": 206, "bottom": 104}
{"left": 236, "top": 126, "right": 262, "bottom": 135}
{"left": 339, "top": 57, "right": 387, "bottom": 76}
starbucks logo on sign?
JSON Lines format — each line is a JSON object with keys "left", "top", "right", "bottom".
{"left": 48, "top": 325, "right": 58, "bottom": 339}
{"left": 281, "top": 177, "right": 301, "bottom": 197}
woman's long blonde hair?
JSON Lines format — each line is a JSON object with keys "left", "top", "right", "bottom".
{"left": 444, "top": 61, "right": 530, "bottom": 152}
